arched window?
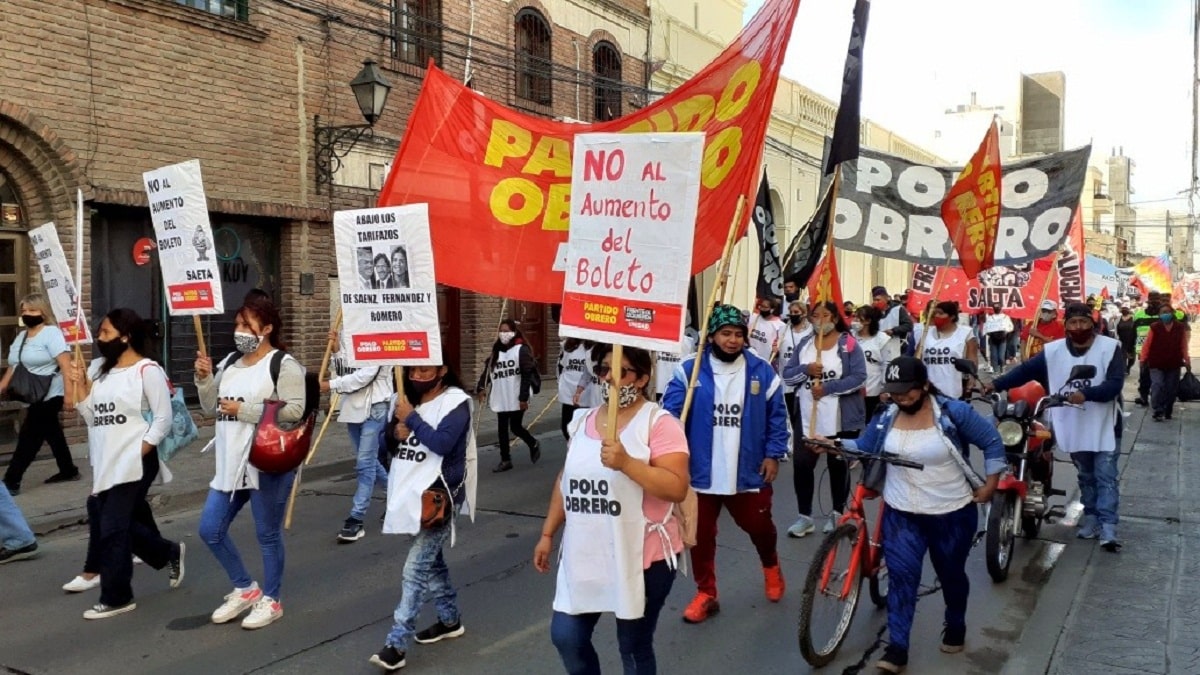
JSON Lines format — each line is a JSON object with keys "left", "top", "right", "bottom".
{"left": 515, "top": 8, "right": 552, "bottom": 105}
{"left": 592, "top": 41, "right": 622, "bottom": 121}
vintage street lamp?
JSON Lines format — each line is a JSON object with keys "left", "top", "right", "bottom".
{"left": 314, "top": 60, "right": 392, "bottom": 195}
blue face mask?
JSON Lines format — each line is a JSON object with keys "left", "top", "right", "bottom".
{"left": 1160, "top": 313, "right": 1174, "bottom": 323}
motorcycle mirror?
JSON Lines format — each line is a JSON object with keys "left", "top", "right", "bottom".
{"left": 953, "top": 358, "right": 978, "bottom": 377}
{"left": 1067, "top": 365, "right": 1097, "bottom": 380}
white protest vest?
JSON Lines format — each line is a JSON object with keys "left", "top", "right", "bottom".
{"left": 797, "top": 341, "right": 842, "bottom": 437}
{"left": 383, "top": 389, "right": 473, "bottom": 537}
{"left": 1045, "top": 337, "right": 1120, "bottom": 454}
{"left": 655, "top": 335, "right": 696, "bottom": 397}
{"left": 212, "top": 351, "right": 281, "bottom": 492}
{"left": 87, "top": 358, "right": 154, "bottom": 494}
{"left": 558, "top": 345, "right": 591, "bottom": 405}
{"left": 858, "top": 332, "right": 891, "bottom": 397}
{"left": 488, "top": 344, "right": 523, "bottom": 413}
{"left": 749, "top": 315, "right": 783, "bottom": 361}
{"left": 554, "top": 405, "right": 663, "bottom": 620}
{"left": 916, "top": 325, "right": 972, "bottom": 399}
{"left": 779, "top": 325, "right": 813, "bottom": 394}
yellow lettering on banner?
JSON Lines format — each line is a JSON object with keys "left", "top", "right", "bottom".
{"left": 702, "top": 127, "right": 742, "bottom": 189}
{"left": 491, "top": 178, "right": 543, "bottom": 226}
{"left": 484, "top": 120, "right": 533, "bottom": 167}
{"left": 543, "top": 183, "right": 572, "bottom": 231}
{"left": 522, "top": 136, "right": 572, "bottom": 178}
{"left": 715, "top": 62, "right": 761, "bottom": 122}
{"left": 673, "top": 95, "right": 716, "bottom": 132}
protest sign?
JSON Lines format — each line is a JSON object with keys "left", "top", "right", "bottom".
{"left": 28, "top": 222, "right": 91, "bottom": 345}
{"left": 142, "top": 160, "right": 224, "bottom": 315}
{"left": 333, "top": 204, "right": 441, "bottom": 366}
{"left": 559, "top": 133, "right": 704, "bottom": 352}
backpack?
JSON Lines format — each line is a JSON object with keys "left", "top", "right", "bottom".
{"left": 138, "top": 363, "right": 200, "bottom": 463}
{"left": 218, "top": 351, "right": 320, "bottom": 419}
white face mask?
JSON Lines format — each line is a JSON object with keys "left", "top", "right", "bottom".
{"left": 234, "top": 331, "right": 263, "bottom": 354}
{"left": 498, "top": 331, "right": 516, "bottom": 345}
{"left": 850, "top": 321, "right": 863, "bottom": 333}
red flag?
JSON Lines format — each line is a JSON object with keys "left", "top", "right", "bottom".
{"left": 806, "top": 238, "right": 847, "bottom": 322}
{"left": 941, "top": 120, "right": 1002, "bottom": 279}
{"left": 1100, "top": 287, "right": 1111, "bottom": 300}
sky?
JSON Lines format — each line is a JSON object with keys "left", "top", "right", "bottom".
{"left": 745, "top": 0, "right": 1195, "bottom": 257}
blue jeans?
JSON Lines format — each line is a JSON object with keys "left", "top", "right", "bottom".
{"left": 987, "top": 336, "right": 1007, "bottom": 369}
{"left": 347, "top": 402, "right": 390, "bottom": 521}
{"left": 198, "top": 470, "right": 295, "bottom": 600}
{"left": 551, "top": 560, "right": 677, "bottom": 675}
{"left": 0, "top": 482, "right": 34, "bottom": 550}
{"left": 385, "top": 519, "right": 460, "bottom": 650}
{"left": 1072, "top": 451, "right": 1119, "bottom": 526}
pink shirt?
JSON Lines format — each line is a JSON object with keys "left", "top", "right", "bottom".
{"left": 584, "top": 409, "right": 690, "bottom": 569}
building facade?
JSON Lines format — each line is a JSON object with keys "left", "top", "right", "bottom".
{"left": 1018, "top": 71, "right": 1066, "bottom": 157}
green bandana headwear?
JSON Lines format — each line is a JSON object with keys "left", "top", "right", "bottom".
{"left": 707, "top": 304, "right": 747, "bottom": 336}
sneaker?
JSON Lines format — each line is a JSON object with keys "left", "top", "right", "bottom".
{"left": 241, "top": 596, "right": 283, "bottom": 630}
{"left": 1100, "top": 524, "right": 1121, "bottom": 552}
{"left": 3, "top": 482, "right": 19, "bottom": 496}
{"left": 492, "top": 460, "right": 514, "bottom": 473}
{"left": 44, "top": 470, "right": 82, "bottom": 484}
{"left": 682, "top": 592, "right": 720, "bottom": 623}
{"left": 787, "top": 515, "right": 815, "bottom": 538}
{"left": 369, "top": 645, "right": 406, "bottom": 671}
{"left": 1076, "top": 516, "right": 1100, "bottom": 540}
{"left": 1153, "top": 413, "right": 1164, "bottom": 422}
{"left": 133, "top": 556, "right": 145, "bottom": 565}
{"left": 414, "top": 619, "right": 465, "bottom": 644}
{"left": 941, "top": 623, "right": 966, "bottom": 653}
{"left": 1134, "top": 397, "right": 1147, "bottom": 407}
{"left": 763, "top": 565, "right": 786, "bottom": 602}
{"left": 168, "top": 543, "right": 185, "bottom": 589}
{"left": 876, "top": 645, "right": 908, "bottom": 673}
{"left": 530, "top": 441, "right": 542, "bottom": 464}
{"left": 338, "top": 518, "right": 366, "bottom": 543}
{"left": 984, "top": 364, "right": 994, "bottom": 374}
{"left": 83, "top": 601, "right": 137, "bottom": 620}
{"left": 211, "top": 583, "right": 263, "bottom": 624}
{"left": 823, "top": 512, "right": 841, "bottom": 534}
{"left": 0, "top": 541, "right": 38, "bottom": 563}
{"left": 63, "top": 574, "right": 101, "bottom": 593}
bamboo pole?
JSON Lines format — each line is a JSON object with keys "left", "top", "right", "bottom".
{"left": 605, "top": 345, "right": 623, "bottom": 442}
{"left": 192, "top": 315, "right": 207, "bottom": 358}
{"left": 286, "top": 311, "right": 347, "bottom": 528}
{"left": 1024, "top": 253, "right": 1060, "bottom": 360}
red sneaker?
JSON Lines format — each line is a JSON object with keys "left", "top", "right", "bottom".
{"left": 682, "top": 592, "right": 720, "bottom": 624}
{"left": 764, "top": 565, "right": 786, "bottom": 602}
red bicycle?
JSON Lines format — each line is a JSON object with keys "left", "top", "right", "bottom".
{"left": 797, "top": 442, "right": 924, "bottom": 667}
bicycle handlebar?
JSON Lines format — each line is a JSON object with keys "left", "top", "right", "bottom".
{"left": 801, "top": 438, "right": 925, "bottom": 471}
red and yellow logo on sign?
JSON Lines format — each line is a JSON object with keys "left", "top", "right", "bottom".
{"left": 168, "top": 282, "right": 217, "bottom": 311}
{"left": 352, "top": 333, "right": 431, "bottom": 361}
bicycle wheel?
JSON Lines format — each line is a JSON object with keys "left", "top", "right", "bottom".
{"left": 985, "top": 492, "right": 1016, "bottom": 583}
{"left": 799, "top": 523, "right": 863, "bottom": 667}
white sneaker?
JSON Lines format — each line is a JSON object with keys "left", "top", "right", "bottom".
{"left": 211, "top": 583, "right": 263, "bottom": 624}
{"left": 63, "top": 574, "right": 101, "bottom": 593}
{"left": 824, "top": 512, "right": 841, "bottom": 534}
{"left": 241, "top": 596, "right": 283, "bottom": 630}
{"left": 787, "top": 515, "right": 815, "bottom": 538}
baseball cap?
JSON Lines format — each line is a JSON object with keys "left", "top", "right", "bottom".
{"left": 1040, "top": 300, "right": 1058, "bottom": 311}
{"left": 883, "top": 356, "right": 929, "bottom": 394}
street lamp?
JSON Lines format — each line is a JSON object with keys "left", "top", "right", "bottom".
{"left": 315, "top": 60, "right": 392, "bottom": 195}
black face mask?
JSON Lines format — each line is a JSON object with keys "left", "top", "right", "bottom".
{"left": 20, "top": 315, "right": 44, "bottom": 328}
{"left": 410, "top": 376, "right": 442, "bottom": 396}
{"left": 711, "top": 343, "right": 742, "bottom": 362}
{"left": 788, "top": 315, "right": 804, "bottom": 326}
{"left": 759, "top": 310, "right": 773, "bottom": 318}
{"left": 896, "top": 391, "right": 928, "bottom": 416}
{"left": 96, "top": 338, "right": 126, "bottom": 362}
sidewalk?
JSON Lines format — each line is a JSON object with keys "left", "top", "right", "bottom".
{"left": 9, "top": 384, "right": 563, "bottom": 537}
{"left": 1005, "top": 340, "right": 1200, "bottom": 674}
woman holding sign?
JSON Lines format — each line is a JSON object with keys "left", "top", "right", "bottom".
{"left": 534, "top": 344, "right": 690, "bottom": 675}
{"left": 475, "top": 320, "right": 540, "bottom": 473}
{"left": 194, "top": 295, "right": 304, "bottom": 630}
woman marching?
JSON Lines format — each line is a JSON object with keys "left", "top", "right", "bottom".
{"left": 557, "top": 338, "right": 593, "bottom": 441}
{"left": 854, "top": 305, "right": 895, "bottom": 421}
{"left": 534, "top": 344, "right": 690, "bottom": 675}
{"left": 912, "top": 301, "right": 978, "bottom": 401}
{"left": 475, "top": 319, "right": 540, "bottom": 473}
{"left": 70, "top": 308, "right": 184, "bottom": 618}
{"left": 778, "top": 300, "right": 814, "bottom": 418}
{"left": 370, "top": 363, "right": 475, "bottom": 672}
{"left": 194, "top": 294, "right": 304, "bottom": 630}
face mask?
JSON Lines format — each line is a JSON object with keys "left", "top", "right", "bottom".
{"left": 1041, "top": 312, "right": 1055, "bottom": 322}
{"left": 410, "top": 376, "right": 442, "bottom": 396}
{"left": 711, "top": 343, "right": 741, "bottom": 362}
{"left": 896, "top": 391, "right": 927, "bottom": 416}
{"left": 933, "top": 316, "right": 952, "bottom": 329}
{"left": 234, "top": 331, "right": 263, "bottom": 354}
{"left": 1067, "top": 328, "right": 1094, "bottom": 345}
{"left": 873, "top": 300, "right": 888, "bottom": 310}
{"left": 815, "top": 322, "right": 835, "bottom": 336}
{"left": 759, "top": 310, "right": 773, "bottom": 318}
{"left": 96, "top": 338, "right": 126, "bottom": 362}
{"left": 851, "top": 321, "right": 863, "bottom": 332}
{"left": 788, "top": 315, "right": 804, "bottom": 326}
{"left": 20, "top": 315, "right": 43, "bottom": 328}
{"left": 785, "top": 292, "right": 799, "bottom": 302}
{"left": 1161, "top": 313, "right": 1174, "bottom": 323}
{"left": 498, "top": 331, "right": 516, "bottom": 345}
{"left": 601, "top": 382, "right": 641, "bottom": 408}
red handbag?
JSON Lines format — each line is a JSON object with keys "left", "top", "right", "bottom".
{"left": 248, "top": 399, "right": 315, "bottom": 473}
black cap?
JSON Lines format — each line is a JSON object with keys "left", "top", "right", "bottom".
{"left": 1063, "top": 302, "right": 1094, "bottom": 324}
{"left": 883, "top": 356, "right": 928, "bottom": 394}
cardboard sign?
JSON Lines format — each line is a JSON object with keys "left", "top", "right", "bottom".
{"left": 559, "top": 133, "right": 703, "bottom": 352}
{"left": 333, "top": 204, "right": 441, "bottom": 366}
{"left": 142, "top": 160, "right": 225, "bottom": 315}
{"left": 28, "top": 222, "right": 92, "bottom": 345}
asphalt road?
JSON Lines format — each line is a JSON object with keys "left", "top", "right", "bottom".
{"left": 1, "top": 428, "right": 1080, "bottom": 675}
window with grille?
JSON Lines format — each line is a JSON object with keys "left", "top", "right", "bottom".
{"left": 593, "top": 41, "right": 622, "bottom": 121}
{"left": 515, "top": 8, "right": 552, "bottom": 106}
{"left": 392, "top": 0, "right": 442, "bottom": 67}
{"left": 174, "top": 0, "right": 248, "bottom": 21}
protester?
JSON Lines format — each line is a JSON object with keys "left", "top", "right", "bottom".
{"left": 654, "top": 334, "right": 696, "bottom": 403}
{"left": 323, "top": 327, "right": 394, "bottom": 543}
{"left": 535, "top": 345, "right": 689, "bottom": 675}
{"left": 1132, "top": 292, "right": 1163, "bottom": 406}
{"left": 1007, "top": 318, "right": 1024, "bottom": 364}
{"left": 748, "top": 297, "right": 785, "bottom": 361}
{"left": 2, "top": 293, "right": 78, "bottom": 496}
{"left": 784, "top": 279, "right": 801, "bottom": 306}
{"left": 370, "top": 363, "right": 474, "bottom": 672}
{"left": 475, "top": 320, "right": 541, "bottom": 473}
{"left": 782, "top": 301, "right": 867, "bottom": 537}
{"left": 0, "top": 482, "right": 37, "bottom": 563}
{"left": 778, "top": 300, "right": 814, "bottom": 418}
{"left": 1140, "top": 302, "right": 1190, "bottom": 422}
{"left": 854, "top": 305, "right": 894, "bottom": 420}
{"left": 558, "top": 338, "right": 592, "bottom": 439}
{"left": 842, "top": 300, "right": 857, "bottom": 317}
{"left": 1116, "top": 307, "right": 1137, "bottom": 373}
{"left": 983, "top": 305, "right": 1014, "bottom": 374}
{"left": 1022, "top": 300, "right": 1065, "bottom": 357}
{"left": 912, "top": 301, "right": 978, "bottom": 400}
{"left": 71, "top": 308, "right": 183, "bottom": 619}
{"left": 872, "top": 287, "right": 914, "bottom": 357}
{"left": 808, "top": 356, "right": 1003, "bottom": 673}
{"left": 991, "top": 302, "right": 1125, "bottom": 551}
{"left": 194, "top": 295, "right": 304, "bottom": 629}
{"left": 662, "top": 304, "right": 789, "bottom": 623}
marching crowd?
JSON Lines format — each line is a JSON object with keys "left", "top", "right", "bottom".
{"left": 0, "top": 284, "right": 1190, "bottom": 673}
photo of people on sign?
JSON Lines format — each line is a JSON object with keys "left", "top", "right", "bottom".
{"left": 28, "top": 222, "right": 92, "bottom": 345}
{"left": 142, "top": 159, "right": 225, "bottom": 315}
{"left": 333, "top": 204, "right": 440, "bottom": 366}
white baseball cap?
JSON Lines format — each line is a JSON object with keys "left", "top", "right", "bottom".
{"left": 1040, "top": 300, "right": 1058, "bottom": 311}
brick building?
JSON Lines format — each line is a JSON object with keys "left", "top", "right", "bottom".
{"left": 0, "top": 0, "right": 653, "bottom": 451}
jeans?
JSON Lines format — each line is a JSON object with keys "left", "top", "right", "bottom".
{"left": 0, "top": 482, "right": 34, "bottom": 550}
{"left": 385, "top": 519, "right": 460, "bottom": 650}
{"left": 551, "top": 561, "right": 676, "bottom": 675}
{"left": 3, "top": 396, "right": 75, "bottom": 488}
{"left": 496, "top": 410, "right": 538, "bottom": 462}
{"left": 692, "top": 488, "right": 779, "bottom": 597}
{"left": 883, "top": 502, "right": 977, "bottom": 652}
{"left": 987, "top": 336, "right": 1007, "bottom": 370}
{"left": 1072, "top": 451, "right": 1119, "bottom": 526}
{"left": 198, "top": 469, "right": 295, "bottom": 600}
{"left": 1150, "top": 368, "right": 1181, "bottom": 418}
{"left": 347, "top": 402, "right": 389, "bottom": 521}
{"left": 84, "top": 453, "right": 175, "bottom": 576}
{"left": 92, "top": 453, "right": 178, "bottom": 606}
{"left": 793, "top": 443, "right": 849, "bottom": 516}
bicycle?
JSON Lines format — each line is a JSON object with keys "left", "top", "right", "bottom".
{"left": 797, "top": 440, "right": 925, "bottom": 667}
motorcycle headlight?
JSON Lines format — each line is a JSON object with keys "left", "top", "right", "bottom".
{"left": 997, "top": 419, "right": 1025, "bottom": 447}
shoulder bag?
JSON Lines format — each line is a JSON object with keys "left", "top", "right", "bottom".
{"left": 8, "top": 334, "right": 54, "bottom": 404}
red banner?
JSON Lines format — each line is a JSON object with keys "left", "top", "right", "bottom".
{"left": 807, "top": 241, "right": 847, "bottom": 320}
{"left": 378, "top": 0, "right": 802, "bottom": 303}
{"left": 940, "top": 120, "right": 1001, "bottom": 279}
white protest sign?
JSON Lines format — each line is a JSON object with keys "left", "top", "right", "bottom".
{"left": 142, "top": 160, "right": 224, "bottom": 315}
{"left": 333, "top": 204, "right": 441, "bottom": 366}
{"left": 560, "top": 132, "right": 704, "bottom": 352}
{"left": 29, "top": 222, "right": 92, "bottom": 345}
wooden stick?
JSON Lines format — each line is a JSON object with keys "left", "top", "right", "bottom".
{"left": 605, "top": 344, "right": 623, "bottom": 442}
{"left": 512, "top": 395, "right": 557, "bottom": 448}
{"left": 473, "top": 298, "right": 510, "bottom": 438}
{"left": 319, "top": 308, "right": 343, "bottom": 382}
{"left": 807, "top": 169, "right": 843, "bottom": 438}
{"left": 681, "top": 195, "right": 746, "bottom": 425}
{"left": 305, "top": 392, "right": 340, "bottom": 466}
{"left": 192, "top": 315, "right": 208, "bottom": 358}
{"left": 283, "top": 463, "right": 303, "bottom": 530}
{"left": 914, "top": 247, "right": 957, "bottom": 356}
{"left": 1024, "top": 253, "right": 1060, "bottom": 360}
{"left": 71, "top": 343, "right": 85, "bottom": 407}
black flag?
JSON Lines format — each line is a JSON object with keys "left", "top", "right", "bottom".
{"left": 753, "top": 171, "right": 784, "bottom": 304}
{"left": 824, "top": 0, "right": 871, "bottom": 175}
{"left": 782, "top": 186, "right": 833, "bottom": 288}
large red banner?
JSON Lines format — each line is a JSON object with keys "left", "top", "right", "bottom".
{"left": 378, "top": 0, "right": 802, "bottom": 304}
